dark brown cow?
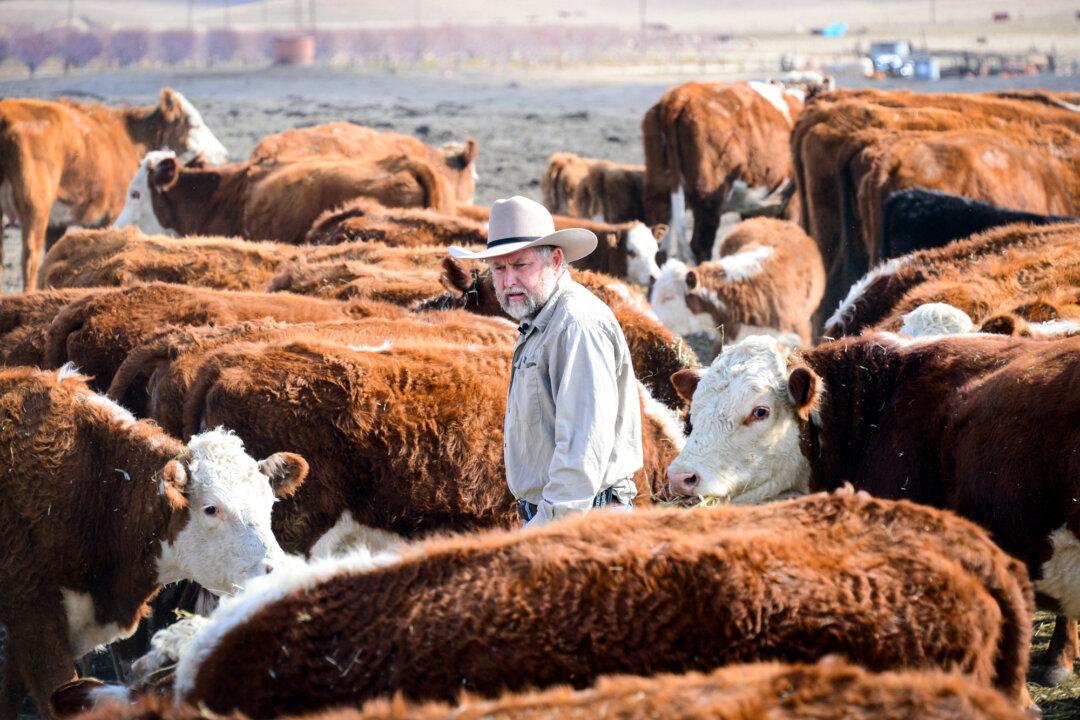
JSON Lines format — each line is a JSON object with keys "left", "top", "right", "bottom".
{"left": 541, "top": 153, "right": 645, "bottom": 223}
{"left": 0, "top": 89, "right": 227, "bottom": 289}
{"left": 667, "top": 331, "right": 1080, "bottom": 684}
{"left": 171, "top": 493, "right": 1030, "bottom": 716}
{"left": 0, "top": 366, "right": 305, "bottom": 719}
{"left": 51, "top": 659, "right": 1029, "bottom": 720}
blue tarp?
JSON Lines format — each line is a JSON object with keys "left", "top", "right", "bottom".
{"left": 821, "top": 23, "right": 848, "bottom": 37}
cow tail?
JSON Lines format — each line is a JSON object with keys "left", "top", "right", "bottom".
{"left": 983, "top": 555, "right": 1035, "bottom": 702}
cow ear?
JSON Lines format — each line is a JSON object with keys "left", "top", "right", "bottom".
{"left": 651, "top": 223, "right": 668, "bottom": 241}
{"left": 50, "top": 678, "right": 106, "bottom": 720}
{"left": 686, "top": 270, "right": 699, "bottom": 290}
{"left": 162, "top": 460, "right": 188, "bottom": 510}
{"left": 787, "top": 365, "right": 820, "bottom": 420}
{"left": 670, "top": 368, "right": 704, "bottom": 403}
{"left": 159, "top": 87, "right": 180, "bottom": 114}
{"left": 980, "top": 314, "right": 1030, "bottom": 337}
{"left": 462, "top": 138, "right": 479, "bottom": 165}
{"left": 151, "top": 157, "right": 180, "bottom": 191}
{"left": 259, "top": 452, "right": 309, "bottom": 499}
{"left": 441, "top": 257, "right": 472, "bottom": 295}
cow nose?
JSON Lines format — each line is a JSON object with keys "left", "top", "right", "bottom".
{"left": 668, "top": 471, "right": 699, "bottom": 496}
{"left": 263, "top": 561, "right": 274, "bottom": 575}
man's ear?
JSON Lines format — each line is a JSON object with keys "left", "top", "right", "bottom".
{"left": 787, "top": 365, "right": 820, "bottom": 420}
{"left": 670, "top": 368, "right": 705, "bottom": 403}
{"left": 551, "top": 246, "right": 565, "bottom": 270}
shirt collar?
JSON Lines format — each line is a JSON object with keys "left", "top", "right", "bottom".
{"left": 518, "top": 271, "right": 571, "bottom": 336}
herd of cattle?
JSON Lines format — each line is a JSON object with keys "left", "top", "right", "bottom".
{"left": 0, "top": 76, "right": 1078, "bottom": 720}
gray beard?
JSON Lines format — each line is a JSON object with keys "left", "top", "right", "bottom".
{"left": 497, "top": 272, "right": 559, "bottom": 321}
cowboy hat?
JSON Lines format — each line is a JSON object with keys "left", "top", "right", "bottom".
{"left": 448, "top": 195, "right": 596, "bottom": 262}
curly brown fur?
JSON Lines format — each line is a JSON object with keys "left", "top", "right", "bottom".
{"left": 0, "top": 288, "right": 102, "bottom": 366}
{"left": 179, "top": 493, "right": 1029, "bottom": 716}
{"left": 304, "top": 197, "right": 487, "bottom": 248}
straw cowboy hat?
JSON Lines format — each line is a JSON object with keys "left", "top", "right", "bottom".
{"left": 448, "top": 195, "right": 597, "bottom": 262}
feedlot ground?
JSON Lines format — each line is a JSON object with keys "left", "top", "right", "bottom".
{"left": 0, "top": 67, "right": 1079, "bottom": 716}
{"left": 0, "top": 66, "right": 1078, "bottom": 291}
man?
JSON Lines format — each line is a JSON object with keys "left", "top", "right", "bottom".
{"left": 450, "top": 196, "right": 643, "bottom": 527}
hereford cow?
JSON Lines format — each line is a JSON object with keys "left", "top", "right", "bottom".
{"left": 881, "top": 188, "right": 1076, "bottom": 260}
{"left": 176, "top": 336, "right": 682, "bottom": 550}
{"left": 642, "top": 81, "right": 806, "bottom": 263}
{"left": 248, "top": 122, "right": 479, "bottom": 205}
{"left": 666, "top": 331, "right": 1080, "bottom": 681}
{"left": 824, "top": 222, "right": 1080, "bottom": 338}
{"left": 165, "top": 492, "right": 1029, "bottom": 717}
{"left": 51, "top": 659, "right": 1028, "bottom": 720}
{"left": 649, "top": 218, "right": 824, "bottom": 353}
{"left": 266, "top": 259, "right": 454, "bottom": 305}
{"left": 0, "top": 89, "right": 227, "bottom": 289}
{"left": 106, "top": 313, "right": 516, "bottom": 428}
{"left": 117, "top": 151, "right": 453, "bottom": 244}
{"left": 0, "top": 365, "right": 306, "bottom": 719}
{"left": 416, "top": 261, "right": 697, "bottom": 410}
{"left": 41, "top": 283, "right": 377, "bottom": 392}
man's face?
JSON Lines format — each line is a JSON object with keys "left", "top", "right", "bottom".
{"left": 491, "top": 247, "right": 563, "bottom": 320}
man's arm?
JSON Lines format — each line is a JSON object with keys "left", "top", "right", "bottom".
{"left": 528, "top": 319, "right": 620, "bottom": 527}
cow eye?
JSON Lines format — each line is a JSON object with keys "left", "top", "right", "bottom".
{"left": 748, "top": 406, "right": 770, "bottom": 422}
{"left": 627, "top": 249, "right": 637, "bottom": 257}
{"left": 130, "top": 190, "right": 141, "bottom": 200}
{"left": 203, "top": 505, "right": 218, "bottom": 516}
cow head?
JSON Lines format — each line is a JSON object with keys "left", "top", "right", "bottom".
{"left": 115, "top": 150, "right": 177, "bottom": 235}
{"left": 416, "top": 258, "right": 506, "bottom": 316}
{"left": 623, "top": 222, "right": 662, "bottom": 286}
{"left": 650, "top": 259, "right": 719, "bottom": 337}
{"left": 439, "top": 139, "right": 479, "bottom": 205}
{"left": 898, "top": 303, "right": 974, "bottom": 338}
{"left": 157, "top": 87, "right": 229, "bottom": 164}
{"left": 666, "top": 335, "right": 813, "bottom": 503}
{"left": 156, "top": 428, "right": 308, "bottom": 596}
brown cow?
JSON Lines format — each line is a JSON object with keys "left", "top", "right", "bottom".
{"left": 667, "top": 331, "right": 1080, "bottom": 683}
{"left": 178, "top": 336, "right": 682, "bottom": 551}
{"left": 305, "top": 197, "right": 488, "bottom": 248}
{"left": 416, "top": 261, "right": 698, "bottom": 410}
{"left": 248, "top": 122, "right": 479, "bottom": 205}
{"left": 0, "top": 288, "right": 101, "bottom": 366}
{"left": 791, "top": 89, "right": 1080, "bottom": 326}
{"left": 50, "top": 659, "right": 1029, "bottom": 720}
{"left": 541, "top": 153, "right": 645, "bottom": 223}
{"left": 642, "top": 81, "right": 805, "bottom": 263}
{"left": 40, "top": 283, "right": 376, "bottom": 392}
{"left": 649, "top": 218, "right": 824, "bottom": 354}
{"left": 0, "top": 366, "right": 306, "bottom": 719}
{"left": 39, "top": 227, "right": 296, "bottom": 291}
{"left": 106, "top": 313, "right": 517, "bottom": 426}
{"left": 266, "top": 259, "right": 454, "bottom": 305}
{"left": 0, "top": 89, "right": 227, "bottom": 290}
{"left": 824, "top": 222, "right": 1080, "bottom": 337}
{"left": 118, "top": 152, "right": 452, "bottom": 244}
{"left": 169, "top": 492, "right": 1030, "bottom": 716}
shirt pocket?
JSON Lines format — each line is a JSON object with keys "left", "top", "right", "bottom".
{"left": 509, "top": 356, "right": 542, "bottom": 430}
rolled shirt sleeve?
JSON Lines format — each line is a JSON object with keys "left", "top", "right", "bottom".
{"left": 527, "top": 318, "right": 619, "bottom": 526}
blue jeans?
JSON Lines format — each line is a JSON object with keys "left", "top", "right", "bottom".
{"left": 517, "top": 486, "right": 633, "bottom": 524}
